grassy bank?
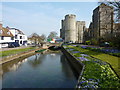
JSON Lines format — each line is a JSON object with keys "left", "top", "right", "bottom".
{"left": 63, "top": 45, "right": 120, "bottom": 88}
{"left": 0, "top": 47, "right": 36, "bottom": 57}
{"left": 67, "top": 45, "right": 120, "bottom": 77}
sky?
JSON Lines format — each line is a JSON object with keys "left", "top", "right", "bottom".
{"left": 1, "top": 1, "right": 99, "bottom": 37}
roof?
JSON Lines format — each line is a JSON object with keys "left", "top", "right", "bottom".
{"left": 17, "top": 29, "right": 25, "bottom": 35}
{"left": 0, "top": 27, "right": 14, "bottom": 37}
{"left": 11, "top": 29, "right": 25, "bottom": 35}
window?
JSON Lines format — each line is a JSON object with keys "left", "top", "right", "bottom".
{"left": 15, "top": 35, "right": 17, "bottom": 39}
{"left": 11, "top": 37, "right": 14, "bottom": 40}
{"left": 1, "top": 36, "right": 4, "bottom": 40}
{"left": 23, "top": 36, "right": 25, "bottom": 39}
{"left": 20, "top": 41, "right": 22, "bottom": 44}
{"left": 0, "top": 30, "right": 2, "bottom": 34}
{"left": 20, "top": 36, "right": 22, "bottom": 39}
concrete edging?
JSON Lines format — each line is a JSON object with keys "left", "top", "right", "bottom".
{"left": 61, "top": 46, "right": 85, "bottom": 88}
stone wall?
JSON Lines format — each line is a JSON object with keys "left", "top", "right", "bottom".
{"left": 92, "top": 3, "right": 114, "bottom": 40}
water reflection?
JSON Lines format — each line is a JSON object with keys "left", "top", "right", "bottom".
{"left": 1, "top": 52, "right": 77, "bottom": 88}
{"left": 1, "top": 58, "right": 28, "bottom": 79}
{"left": 8, "top": 58, "right": 28, "bottom": 71}
{"left": 1, "top": 53, "right": 36, "bottom": 80}
{"left": 60, "top": 55, "right": 78, "bottom": 79}
{"left": 61, "top": 55, "right": 75, "bottom": 79}
{"left": 28, "top": 54, "right": 45, "bottom": 68}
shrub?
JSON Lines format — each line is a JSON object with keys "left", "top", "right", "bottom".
{"left": 90, "top": 38, "right": 99, "bottom": 45}
{"left": 85, "top": 40, "right": 91, "bottom": 45}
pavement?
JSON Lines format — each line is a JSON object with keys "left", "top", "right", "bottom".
{"left": 0, "top": 46, "right": 30, "bottom": 51}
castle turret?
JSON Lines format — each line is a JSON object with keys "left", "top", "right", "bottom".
{"left": 60, "top": 14, "right": 86, "bottom": 43}
{"left": 64, "top": 14, "right": 77, "bottom": 42}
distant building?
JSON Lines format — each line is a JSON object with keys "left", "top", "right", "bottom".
{"left": 60, "top": 14, "right": 86, "bottom": 43}
{"left": 88, "top": 22, "right": 93, "bottom": 39}
{"left": 0, "top": 23, "right": 27, "bottom": 48}
{"left": 7, "top": 26, "right": 27, "bottom": 46}
{"left": 92, "top": 3, "right": 114, "bottom": 40}
{"left": 83, "top": 28, "right": 89, "bottom": 42}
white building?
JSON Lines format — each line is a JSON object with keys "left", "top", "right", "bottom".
{"left": 7, "top": 27, "right": 27, "bottom": 46}
{"left": 0, "top": 23, "right": 27, "bottom": 48}
{"left": 0, "top": 24, "right": 15, "bottom": 48}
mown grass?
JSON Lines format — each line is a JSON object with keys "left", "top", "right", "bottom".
{"left": 0, "top": 47, "right": 36, "bottom": 57}
{"left": 67, "top": 45, "right": 120, "bottom": 77}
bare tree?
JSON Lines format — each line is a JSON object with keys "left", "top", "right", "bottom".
{"left": 28, "top": 33, "right": 42, "bottom": 46}
{"left": 40, "top": 34, "right": 46, "bottom": 42}
{"left": 47, "top": 31, "right": 58, "bottom": 39}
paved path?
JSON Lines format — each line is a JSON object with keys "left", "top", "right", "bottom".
{"left": 0, "top": 46, "right": 32, "bottom": 51}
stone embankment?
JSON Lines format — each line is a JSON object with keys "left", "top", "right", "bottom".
{"left": 0, "top": 48, "right": 47, "bottom": 64}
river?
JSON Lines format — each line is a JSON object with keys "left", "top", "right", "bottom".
{"left": 1, "top": 51, "right": 78, "bottom": 88}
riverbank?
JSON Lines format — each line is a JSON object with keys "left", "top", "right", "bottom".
{"left": 0, "top": 47, "right": 47, "bottom": 64}
{"left": 0, "top": 47, "right": 36, "bottom": 57}
{"left": 62, "top": 44, "right": 120, "bottom": 88}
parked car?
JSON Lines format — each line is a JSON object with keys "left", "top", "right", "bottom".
{"left": 8, "top": 42, "right": 20, "bottom": 48}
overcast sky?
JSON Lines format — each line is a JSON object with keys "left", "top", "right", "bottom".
{"left": 1, "top": 1, "right": 99, "bottom": 37}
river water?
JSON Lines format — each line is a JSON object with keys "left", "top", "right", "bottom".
{"left": 1, "top": 51, "right": 78, "bottom": 88}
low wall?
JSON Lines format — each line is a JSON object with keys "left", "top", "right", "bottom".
{"left": 0, "top": 48, "right": 47, "bottom": 64}
{"left": 61, "top": 46, "right": 84, "bottom": 76}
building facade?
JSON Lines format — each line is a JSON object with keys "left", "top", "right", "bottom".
{"left": 60, "top": 14, "right": 86, "bottom": 43}
{"left": 7, "top": 27, "right": 27, "bottom": 46}
{"left": 0, "top": 24, "right": 15, "bottom": 48}
{"left": 92, "top": 3, "right": 114, "bottom": 40}
{"left": 0, "top": 23, "right": 27, "bottom": 48}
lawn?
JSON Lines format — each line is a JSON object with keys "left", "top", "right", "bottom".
{"left": 64, "top": 45, "right": 120, "bottom": 88}
{"left": 0, "top": 47, "right": 36, "bottom": 57}
{"left": 67, "top": 45, "right": 120, "bottom": 77}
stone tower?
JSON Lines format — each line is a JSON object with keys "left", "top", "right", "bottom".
{"left": 92, "top": 3, "right": 114, "bottom": 40}
{"left": 64, "top": 14, "right": 76, "bottom": 42}
{"left": 60, "top": 14, "right": 86, "bottom": 43}
{"left": 76, "top": 21, "right": 85, "bottom": 43}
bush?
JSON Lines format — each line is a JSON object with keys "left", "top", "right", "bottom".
{"left": 91, "top": 38, "right": 99, "bottom": 45}
{"left": 85, "top": 40, "right": 91, "bottom": 45}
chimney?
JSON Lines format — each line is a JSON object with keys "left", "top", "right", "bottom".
{"left": 0, "top": 21, "right": 2, "bottom": 29}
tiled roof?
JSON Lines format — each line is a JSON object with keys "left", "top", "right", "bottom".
{"left": 8, "top": 27, "right": 25, "bottom": 35}
{"left": 0, "top": 27, "right": 14, "bottom": 37}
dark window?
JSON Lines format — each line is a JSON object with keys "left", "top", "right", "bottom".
{"left": 20, "top": 36, "right": 22, "bottom": 39}
{"left": 1, "top": 36, "right": 4, "bottom": 40}
{"left": 20, "top": 41, "right": 22, "bottom": 44}
{"left": 15, "top": 40, "right": 19, "bottom": 42}
{"left": 15, "top": 35, "right": 17, "bottom": 39}
{"left": 11, "top": 37, "right": 14, "bottom": 40}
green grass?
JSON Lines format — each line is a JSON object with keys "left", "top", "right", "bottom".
{"left": 0, "top": 47, "right": 36, "bottom": 57}
{"left": 67, "top": 45, "right": 120, "bottom": 77}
